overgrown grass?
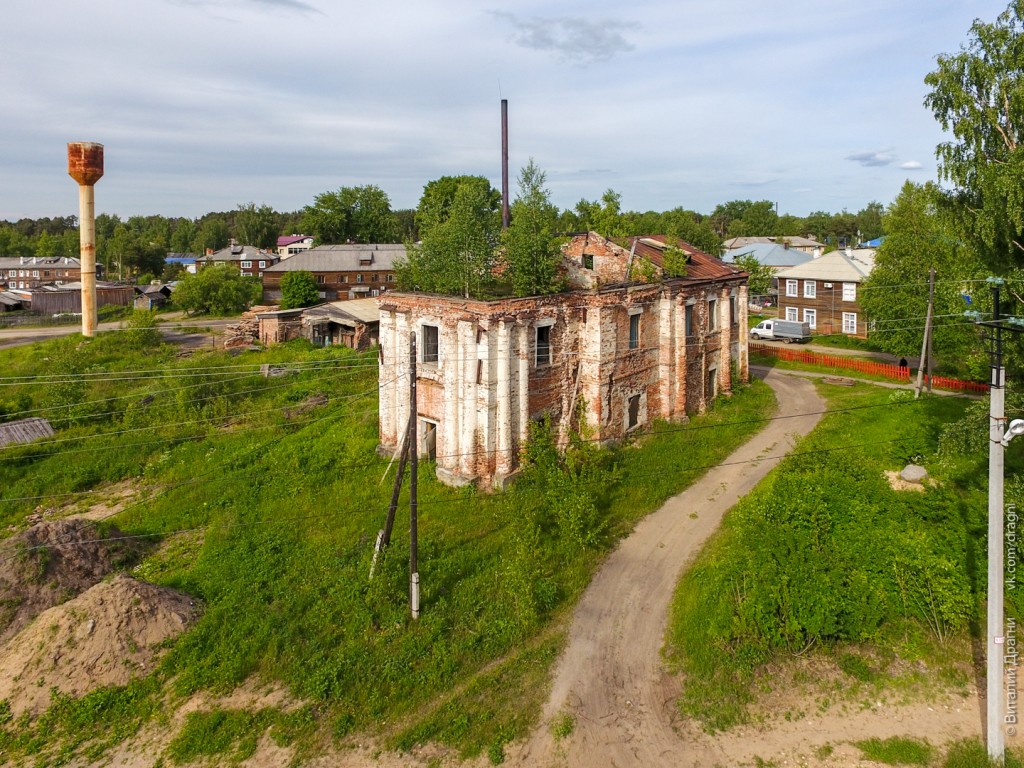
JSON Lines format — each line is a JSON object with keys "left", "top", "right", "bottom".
{"left": 855, "top": 736, "right": 933, "bottom": 765}
{"left": 666, "top": 382, "right": 980, "bottom": 731}
{"left": 0, "top": 331, "right": 777, "bottom": 763}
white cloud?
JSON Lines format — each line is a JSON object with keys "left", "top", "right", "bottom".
{"left": 900, "top": 160, "right": 924, "bottom": 170}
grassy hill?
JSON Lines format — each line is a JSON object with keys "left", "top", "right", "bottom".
{"left": 0, "top": 323, "right": 775, "bottom": 765}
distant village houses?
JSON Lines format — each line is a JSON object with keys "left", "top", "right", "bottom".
{"left": 195, "top": 243, "right": 279, "bottom": 279}
{"left": 0, "top": 256, "right": 87, "bottom": 290}
{"left": 378, "top": 232, "right": 749, "bottom": 490}
{"left": 261, "top": 244, "right": 401, "bottom": 304}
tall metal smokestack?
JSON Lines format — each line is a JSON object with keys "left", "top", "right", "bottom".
{"left": 67, "top": 142, "right": 104, "bottom": 338}
{"left": 501, "top": 99, "right": 509, "bottom": 230}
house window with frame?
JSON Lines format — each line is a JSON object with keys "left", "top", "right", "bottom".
{"left": 315, "top": 274, "right": 326, "bottom": 284}
{"left": 356, "top": 274, "right": 364, "bottom": 283}
{"left": 386, "top": 274, "right": 395, "bottom": 282}
{"left": 371, "top": 273, "right": 379, "bottom": 282}
{"left": 536, "top": 324, "right": 552, "bottom": 366}
{"left": 340, "top": 274, "right": 348, "bottom": 283}
{"left": 803, "top": 308, "right": 817, "bottom": 329}
{"left": 786, "top": 279, "right": 798, "bottom": 297}
{"left": 842, "top": 282, "right": 856, "bottom": 301}
{"left": 422, "top": 324, "right": 439, "bottom": 365}
{"left": 240, "top": 261, "right": 252, "bottom": 269}
{"left": 259, "top": 261, "right": 266, "bottom": 268}
{"left": 628, "top": 310, "right": 641, "bottom": 349}
{"left": 786, "top": 306, "right": 798, "bottom": 321}
{"left": 730, "top": 296, "right": 738, "bottom": 326}
{"left": 804, "top": 280, "right": 816, "bottom": 299}
{"left": 685, "top": 303, "right": 694, "bottom": 337}
{"left": 842, "top": 312, "right": 858, "bottom": 334}
{"left": 708, "top": 298, "right": 718, "bottom": 332}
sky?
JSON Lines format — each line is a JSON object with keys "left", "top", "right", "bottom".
{"left": 0, "top": 0, "right": 1010, "bottom": 221}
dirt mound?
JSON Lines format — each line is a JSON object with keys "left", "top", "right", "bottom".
{"left": 0, "top": 573, "right": 199, "bottom": 716}
{"left": 0, "top": 518, "right": 147, "bottom": 644}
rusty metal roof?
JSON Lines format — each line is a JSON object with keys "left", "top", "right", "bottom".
{"left": 625, "top": 235, "right": 745, "bottom": 282}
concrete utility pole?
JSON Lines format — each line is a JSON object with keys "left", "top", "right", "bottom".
{"left": 67, "top": 142, "right": 104, "bottom": 338}
{"left": 967, "top": 277, "right": 1024, "bottom": 764}
{"left": 409, "top": 333, "right": 420, "bottom": 619}
{"left": 914, "top": 267, "right": 935, "bottom": 398}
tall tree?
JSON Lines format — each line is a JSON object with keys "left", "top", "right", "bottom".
{"left": 925, "top": 0, "right": 1024, "bottom": 271}
{"left": 191, "top": 217, "right": 230, "bottom": 255}
{"left": 856, "top": 201, "right": 885, "bottom": 242}
{"left": 861, "top": 182, "right": 983, "bottom": 363}
{"left": 301, "top": 185, "right": 399, "bottom": 244}
{"left": 415, "top": 176, "right": 500, "bottom": 236}
{"left": 398, "top": 177, "right": 500, "bottom": 298}
{"left": 234, "top": 203, "right": 280, "bottom": 249}
{"left": 502, "top": 160, "right": 564, "bottom": 296}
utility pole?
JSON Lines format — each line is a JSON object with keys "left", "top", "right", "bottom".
{"left": 915, "top": 267, "right": 935, "bottom": 398}
{"left": 926, "top": 268, "right": 935, "bottom": 394}
{"left": 369, "top": 424, "right": 410, "bottom": 580}
{"left": 409, "top": 334, "right": 420, "bottom": 619}
{"left": 967, "top": 277, "right": 1024, "bottom": 763}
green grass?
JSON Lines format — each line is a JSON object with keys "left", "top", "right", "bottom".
{"left": 0, "top": 331, "right": 777, "bottom": 763}
{"left": 855, "top": 736, "right": 933, "bottom": 765}
{"left": 666, "top": 382, "right": 977, "bottom": 732}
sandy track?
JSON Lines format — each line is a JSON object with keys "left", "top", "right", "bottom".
{"left": 511, "top": 369, "right": 824, "bottom": 767}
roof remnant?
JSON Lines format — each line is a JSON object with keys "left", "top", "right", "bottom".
{"left": 0, "top": 417, "right": 55, "bottom": 448}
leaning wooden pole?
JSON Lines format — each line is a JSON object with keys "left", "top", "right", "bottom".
{"left": 914, "top": 267, "right": 935, "bottom": 398}
{"left": 369, "top": 424, "right": 410, "bottom": 580}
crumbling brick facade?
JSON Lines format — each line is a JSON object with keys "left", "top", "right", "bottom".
{"left": 378, "top": 233, "right": 749, "bottom": 490}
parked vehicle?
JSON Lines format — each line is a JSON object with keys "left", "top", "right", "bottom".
{"left": 749, "top": 319, "right": 812, "bottom": 343}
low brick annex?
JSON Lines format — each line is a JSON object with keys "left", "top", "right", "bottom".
{"left": 378, "top": 232, "right": 749, "bottom": 490}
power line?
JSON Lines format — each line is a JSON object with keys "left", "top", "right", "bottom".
{"left": 0, "top": 435, "right": 919, "bottom": 564}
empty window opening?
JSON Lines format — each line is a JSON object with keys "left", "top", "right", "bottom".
{"left": 536, "top": 324, "right": 552, "bottom": 366}
{"left": 627, "top": 394, "right": 641, "bottom": 430}
{"left": 629, "top": 312, "right": 641, "bottom": 349}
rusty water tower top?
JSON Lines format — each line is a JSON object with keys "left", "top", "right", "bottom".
{"left": 67, "top": 142, "right": 104, "bottom": 186}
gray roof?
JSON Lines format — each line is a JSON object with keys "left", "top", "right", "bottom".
{"left": 198, "top": 245, "right": 275, "bottom": 263}
{"left": 0, "top": 256, "right": 81, "bottom": 270}
{"left": 775, "top": 248, "right": 876, "bottom": 282}
{"left": 722, "top": 235, "right": 826, "bottom": 250}
{"left": 0, "top": 417, "right": 54, "bottom": 448}
{"left": 303, "top": 297, "right": 380, "bottom": 325}
{"left": 722, "top": 243, "right": 815, "bottom": 269}
{"left": 263, "top": 244, "right": 405, "bottom": 273}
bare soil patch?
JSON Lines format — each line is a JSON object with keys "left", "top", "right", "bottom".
{"left": 0, "top": 518, "right": 148, "bottom": 644}
{"left": 0, "top": 573, "right": 199, "bottom": 716}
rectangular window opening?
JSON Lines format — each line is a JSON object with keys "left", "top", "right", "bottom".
{"left": 536, "top": 324, "right": 552, "bottom": 366}
{"left": 629, "top": 312, "right": 640, "bottom": 349}
{"left": 627, "top": 394, "right": 641, "bottom": 430}
{"left": 422, "top": 324, "right": 439, "bottom": 364}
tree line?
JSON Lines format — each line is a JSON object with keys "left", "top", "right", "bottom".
{"left": 0, "top": 189, "right": 886, "bottom": 285}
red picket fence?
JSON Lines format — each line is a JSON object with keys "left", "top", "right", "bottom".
{"left": 749, "top": 342, "right": 989, "bottom": 394}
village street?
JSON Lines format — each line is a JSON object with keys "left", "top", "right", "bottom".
{"left": 507, "top": 368, "right": 825, "bottom": 767}
{"left": 0, "top": 313, "right": 233, "bottom": 350}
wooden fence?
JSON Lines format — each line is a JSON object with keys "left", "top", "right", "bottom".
{"left": 749, "top": 342, "right": 989, "bottom": 394}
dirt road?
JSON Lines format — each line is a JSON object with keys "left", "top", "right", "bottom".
{"left": 510, "top": 368, "right": 824, "bottom": 768}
